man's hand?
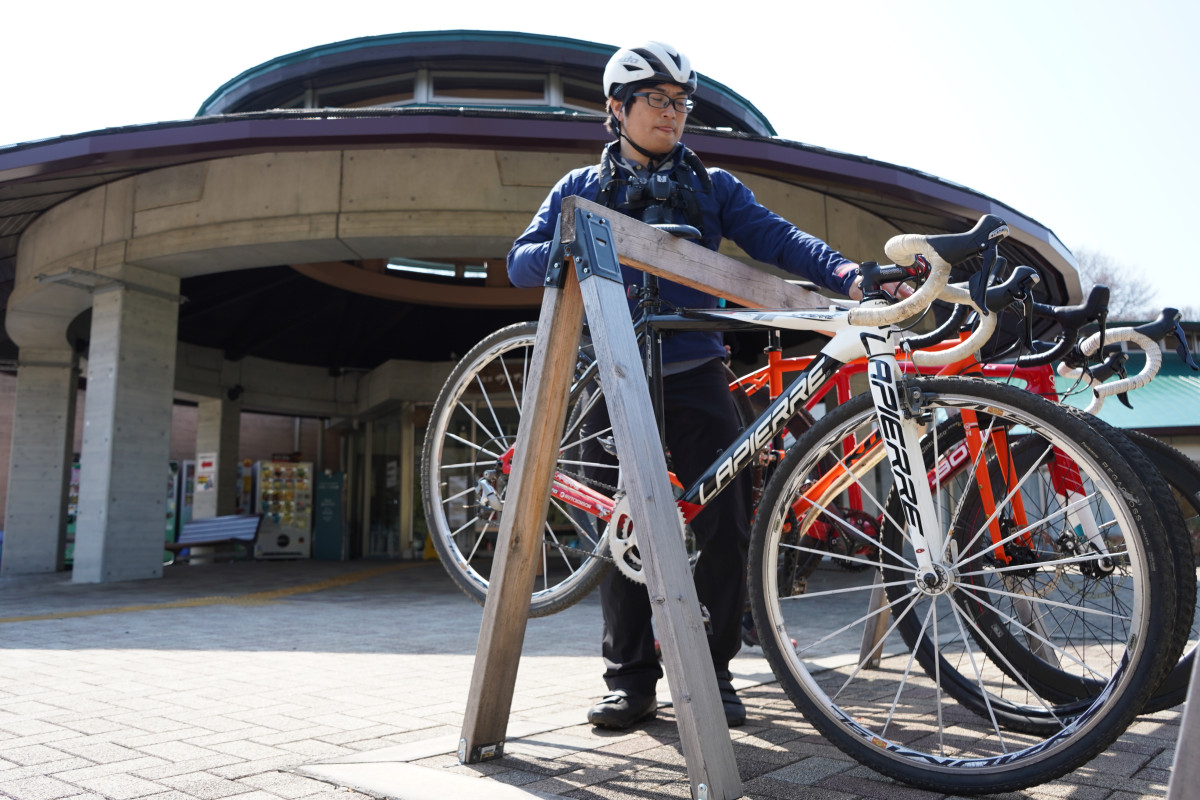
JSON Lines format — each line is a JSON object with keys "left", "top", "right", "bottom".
{"left": 848, "top": 274, "right": 916, "bottom": 302}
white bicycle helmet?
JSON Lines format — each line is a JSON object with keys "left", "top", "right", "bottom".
{"left": 603, "top": 41, "right": 697, "bottom": 99}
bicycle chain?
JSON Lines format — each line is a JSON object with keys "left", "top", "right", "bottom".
{"left": 542, "top": 465, "right": 618, "bottom": 565}
{"left": 545, "top": 539, "right": 615, "bottom": 564}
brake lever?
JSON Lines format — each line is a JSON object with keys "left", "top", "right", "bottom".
{"left": 1090, "top": 348, "right": 1134, "bottom": 409}
{"left": 1115, "top": 353, "right": 1132, "bottom": 408}
{"left": 969, "top": 246, "right": 1005, "bottom": 315}
{"left": 1022, "top": 294, "right": 1035, "bottom": 351}
{"left": 1173, "top": 319, "right": 1198, "bottom": 369}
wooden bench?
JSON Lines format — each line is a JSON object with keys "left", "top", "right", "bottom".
{"left": 165, "top": 514, "right": 262, "bottom": 561}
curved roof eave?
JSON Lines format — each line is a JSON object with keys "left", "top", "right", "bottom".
{"left": 0, "top": 107, "right": 1077, "bottom": 296}
{"left": 198, "top": 30, "right": 618, "bottom": 115}
{"left": 196, "top": 30, "right": 776, "bottom": 137}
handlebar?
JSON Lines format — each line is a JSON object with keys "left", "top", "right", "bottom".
{"left": 1013, "top": 284, "right": 1111, "bottom": 367}
{"left": 1056, "top": 307, "right": 1181, "bottom": 413}
{"left": 849, "top": 214, "right": 1011, "bottom": 327}
{"left": 906, "top": 266, "right": 1039, "bottom": 367}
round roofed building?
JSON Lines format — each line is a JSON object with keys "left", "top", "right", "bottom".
{"left": 0, "top": 31, "right": 1078, "bottom": 581}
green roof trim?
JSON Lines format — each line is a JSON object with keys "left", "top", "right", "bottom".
{"left": 196, "top": 30, "right": 775, "bottom": 135}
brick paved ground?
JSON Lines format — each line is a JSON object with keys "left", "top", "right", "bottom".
{"left": 0, "top": 559, "right": 1181, "bottom": 800}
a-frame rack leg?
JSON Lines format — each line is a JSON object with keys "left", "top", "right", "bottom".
{"left": 457, "top": 266, "right": 585, "bottom": 763}
{"left": 459, "top": 208, "right": 743, "bottom": 800}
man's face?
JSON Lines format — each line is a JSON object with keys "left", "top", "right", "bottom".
{"left": 613, "top": 82, "right": 690, "bottom": 155}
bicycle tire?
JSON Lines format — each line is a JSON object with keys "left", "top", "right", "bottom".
{"left": 885, "top": 413, "right": 1193, "bottom": 731}
{"left": 420, "top": 322, "right": 613, "bottom": 617}
{"left": 1121, "top": 428, "right": 1200, "bottom": 712}
{"left": 746, "top": 377, "right": 1177, "bottom": 794}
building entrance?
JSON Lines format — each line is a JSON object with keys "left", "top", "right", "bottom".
{"left": 346, "top": 405, "right": 428, "bottom": 560}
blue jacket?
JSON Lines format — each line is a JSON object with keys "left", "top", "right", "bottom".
{"left": 507, "top": 143, "right": 857, "bottom": 365}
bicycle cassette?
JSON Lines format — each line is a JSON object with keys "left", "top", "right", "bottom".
{"left": 607, "top": 493, "right": 689, "bottom": 585}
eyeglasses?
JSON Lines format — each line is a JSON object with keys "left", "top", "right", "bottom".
{"left": 630, "top": 91, "right": 695, "bottom": 114}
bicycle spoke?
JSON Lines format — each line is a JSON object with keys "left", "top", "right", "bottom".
{"left": 880, "top": 594, "right": 935, "bottom": 741}
{"left": 958, "top": 548, "right": 1127, "bottom": 581}
{"left": 548, "top": 497, "right": 604, "bottom": 549}
{"left": 952, "top": 583, "right": 1120, "bottom": 683}
{"left": 473, "top": 373, "right": 509, "bottom": 443}
{"left": 796, "top": 584, "right": 918, "bottom": 659}
{"left": 776, "top": 574, "right": 915, "bottom": 602}
{"left": 452, "top": 398, "right": 505, "bottom": 451}
{"left": 443, "top": 430, "right": 509, "bottom": 461}
{"left": 789, "top": 491, "right": 916, "bottom": 570}
{"left": 955, "top": 575, "right": 1134, "bottom": 624}
{"left": 945, "top": 597, "right": 1018, "bottom": 751}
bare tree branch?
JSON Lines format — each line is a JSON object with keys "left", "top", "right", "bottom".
{"left": 1073, "top": 248, "right": 1160, "bottom": 319}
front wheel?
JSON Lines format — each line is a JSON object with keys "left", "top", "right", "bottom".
{"left": 747, "top": 377, "right": 1177, "bottom": 794}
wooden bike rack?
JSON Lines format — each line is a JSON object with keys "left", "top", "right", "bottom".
{"left": 455, "top": 196, "right": 828, "bottom": 800}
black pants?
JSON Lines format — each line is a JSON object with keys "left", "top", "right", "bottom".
{"left": 583, "top": 358, "right": 752, "bottom": 694}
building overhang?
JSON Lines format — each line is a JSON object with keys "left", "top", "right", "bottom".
{"left": 0, "top": 106, "right": 1077, "bottom": 281}
{"left": 0, "top": 108, "right": 1081, "bottom": 372}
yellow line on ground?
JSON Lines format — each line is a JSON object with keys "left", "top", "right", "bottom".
{"left": 0, "top": 563, "right": 418, "bottom": 624}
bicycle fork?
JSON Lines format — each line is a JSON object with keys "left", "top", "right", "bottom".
{"left": 862, "top": 336, "right": 948, "bottom": 592}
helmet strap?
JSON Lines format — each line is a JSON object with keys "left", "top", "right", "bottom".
{"left": 619, "top": 130, "right": 672, "bottom": 171}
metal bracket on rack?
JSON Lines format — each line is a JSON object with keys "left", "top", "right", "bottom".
{"left": 569, "top": 209, "right": 623, "bottom": 284}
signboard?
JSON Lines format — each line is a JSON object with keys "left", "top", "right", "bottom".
{"left": 313, "top": 471, "right": 345, "bottom": 560}
{"left": 195, "top": 453, "right": 217, "bottom": 494}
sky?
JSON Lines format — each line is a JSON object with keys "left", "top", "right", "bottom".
{"left": 4, "top": 0, "right": 1197, "bottom": 312}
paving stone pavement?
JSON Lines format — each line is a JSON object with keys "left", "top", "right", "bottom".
{"left": 0, "top": 559, "right": 1182, "bottom": 800}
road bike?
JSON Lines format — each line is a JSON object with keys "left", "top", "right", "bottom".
{"left": 421, "top": 273, "right": 1194, "bottom": 623}
{"left": 422, "top": 213, "right": 1184, "bottom": 792}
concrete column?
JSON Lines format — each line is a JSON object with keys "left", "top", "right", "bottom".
{"left": 192, "top": 396, "right": 241, "bottom": 519}
{"left": 1, "top": 348, "right": 78, "bottom": 575}
{"left": 72, "top": 271, "right": 181, "bottom": 583}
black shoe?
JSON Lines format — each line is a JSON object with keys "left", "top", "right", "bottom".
{"left": 741, "top": 624, "right": 760, "bottom": 648}
{"left": 587, "top": 690, "right": 658, "bottom": 730}
{"left": 718, "top": 680, "right": 746, "bottom": 727}
{"left": 741, "top": 609, "right": 761, "bottom": 648}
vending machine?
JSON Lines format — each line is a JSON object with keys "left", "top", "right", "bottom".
{"left": 254, "top": 460, "right": 313, "bottom": 559}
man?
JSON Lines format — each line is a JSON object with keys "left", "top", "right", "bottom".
{"left": 507, "top": 41, "right": 864, "bottom": 730}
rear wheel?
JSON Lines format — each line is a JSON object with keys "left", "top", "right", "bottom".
{"left": 420, "top": 322, "right": 613, "bottom": 616}
{"left": 886, "top": 413, "right": 1193, "bottom": 732}
{"left": 1120, "top": 429, "right": 1200, "bottom": 711}
{"left": 897, "top": 419, "right": 1195, "bottom": 719}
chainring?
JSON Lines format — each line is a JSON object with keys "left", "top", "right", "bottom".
{"left": 607, "top": 493, "right": 689, "bottom": 584}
